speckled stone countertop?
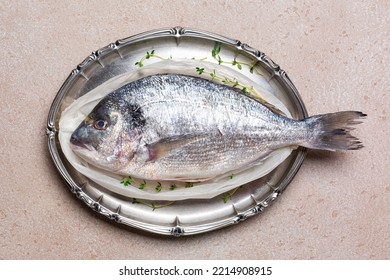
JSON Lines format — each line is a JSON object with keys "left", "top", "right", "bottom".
{"left": 0, "top": 0, "right": 389, "bottom": 259}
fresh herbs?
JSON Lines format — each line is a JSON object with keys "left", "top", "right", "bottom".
{"left": 135, "top": 50, "right": 166, "bottom": 68}
{"left": 136, "top": 50, "right": 207, "bottom": 68}
{"left": 195, "top": 68, "right": 266, "bottom": 102}
{"left": 121, "top": 176, "right": 242, "bottom": 209}
{"left": 222, "top": 186, "right": 241, "bottom": 203}
{"left": 120, "top": 177, "right": 193, "bottom": 192}
{"left": 132, "top": 198, "right": 175, "bottom": 211}
{"left": 196, "top": 67, "right": 205, "bottom": 74}
{"left": 193, "top": 43, "right": 268, "bottom": 101}
{"left": 139, "top": 180, "right": 146, "bottom": 190}
{"left": 120, "top": 176, "right": 134, "bottom": 186}
{"left": 145, "top": 50, "right": 155, "bottom": 59}
{"left": 155, "top": 182, "right": 162, "bottom": 193}
{"left": 212, "top": 42, "right": 221, "bottom": 57}
{"left": 211, "top": 42, "right": 264, "bottom": 76}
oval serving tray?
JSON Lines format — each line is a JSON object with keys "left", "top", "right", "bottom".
{"left": 46, "top": 27, "right": 308, "bottom": 236}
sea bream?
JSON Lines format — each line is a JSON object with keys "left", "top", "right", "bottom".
{"left": 70, "top": 74, "right": 365, "bottom": 182}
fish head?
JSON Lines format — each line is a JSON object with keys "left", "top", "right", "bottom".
{"left": 70, "top": 96, "right": 142, "bottom": 172}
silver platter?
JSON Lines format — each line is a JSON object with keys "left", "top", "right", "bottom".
{"left": 46, "top": 27, "right": 308, "bottom": 236}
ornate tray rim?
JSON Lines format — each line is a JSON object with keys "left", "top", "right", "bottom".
{"left": 46, "top": 26, "right": 308, "bottom": 236}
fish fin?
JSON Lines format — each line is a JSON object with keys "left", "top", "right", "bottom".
{"left": 172, "top": 176, "right": 213, "bottom": 182}
{"left": 232, "top": 86, "right": 287, "bottom": 116}
{"left": 304, "top": 111, "right": 366, "bottom": 151}
{"left": 257, "top": 99, "right": 288, "bottom": 117}
{"left": 146, "top": 134, "right": 205, "bottom": 161}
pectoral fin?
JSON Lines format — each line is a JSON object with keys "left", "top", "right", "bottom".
{"left": 146, "top": 134, "right": 206, "bottom": 162}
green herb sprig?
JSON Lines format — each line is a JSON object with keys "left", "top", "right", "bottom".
{"left": 135, "top": 50, "right": 166, "bottom": 68}
{"left": 196, "top": 67, "right": 205, "bottom": 74}
{"left": 135, "top": 50, "right": 207, "bottom": 68}
{"left": 212, "top": 42, "right": 222, "bottom": 57}
{"left": 120, "top": 176, "right": 188, "bottom": 191}
{"left": 139, "top": 180, "right": 146, "bottom": 190}
{"left": 120, "top": 176, "right": 134, "bottom": 186}
{"left": 222, "top": 186, "right": 241, "bottom": 203}
{"left": 132, "top": 198, "right": 175, "bottom": 211}
{"left": 211, "top": 42, "right": 264, "bottom": 76}
{"left": 155, "top": 182, "right": 162, "bottom": 192}
{"left": 195, "top": 68, "right": 265, "bottom": 102}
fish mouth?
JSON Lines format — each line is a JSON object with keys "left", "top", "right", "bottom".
{"left": 70, "top": 138, "right": 93, "bottom": 151}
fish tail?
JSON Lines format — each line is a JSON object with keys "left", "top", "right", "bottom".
{"left": 303, "top": 111, "right": 366, "bottom": 151}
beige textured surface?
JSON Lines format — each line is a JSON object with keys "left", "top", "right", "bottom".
{"left": 1, "top": 0, "right": 389, "bottom": 259}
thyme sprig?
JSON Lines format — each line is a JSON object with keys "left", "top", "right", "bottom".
{"left": 222, "top": 186, "right": 241, "bottom": 203}
{"left": 155, "top": 182, "right": 162, "bottom": 193}
{"left": 119, "top": 176, "right": 197, "bottom": 192}
{"left": 212, "top": 42, "right": 221, "bottom": 57}
{"left": 192, "top": 57, "right": 208, "bottom": 61}
{"left": 120, "top": 176, "right": 134, "bottom": 186}
{"left": 135, "top": 50, "right": 166, "bottom": 67}
{"left": 211, "top": 42, "right": 264, "bottom": 76}
{"left": 132, "top": 198, "right": 175, "bottom": 211}
{"left": 135, "top": 50, "right": 208, "bottom": 68}
{"left": 196, "top": 67, "right": 205, "bottom": 74}
{"left": 139, "top": 180, "right": 146, "bottom": 190}
{"left": 195, "top": 68, "right": 265, "bottom": 102}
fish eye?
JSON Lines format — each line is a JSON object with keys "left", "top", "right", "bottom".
{"left": 93, "top": 119, "right": 108, "bottom": 130}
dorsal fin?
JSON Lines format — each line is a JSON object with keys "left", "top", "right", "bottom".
{"left": 232, "top": 87, "right": 288, "bottom": 117}
{"left": 257, "top": 99, "right": 287, "bottom": 117}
